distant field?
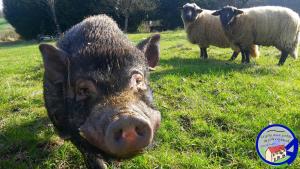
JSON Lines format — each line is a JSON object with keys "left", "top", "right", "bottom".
{"left": 0, "top": 30, "right": 300, "bottom": 168}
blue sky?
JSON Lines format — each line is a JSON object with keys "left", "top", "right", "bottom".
{"left": 0, "top": 0, "right": 3, "bottom": 10}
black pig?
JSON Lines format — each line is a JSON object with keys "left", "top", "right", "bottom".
{"left": 39, "top": 15, "right": 161, "bottom": 169}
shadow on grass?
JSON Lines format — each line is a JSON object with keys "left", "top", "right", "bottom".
{"left": 0, "top": 40, "right": 39, "bottom": 48}
{"left": 151, "top": 57, "right": 251, "bottom": 80}
{"left": 0, "top": 117, "right": 58, "bottom": 168}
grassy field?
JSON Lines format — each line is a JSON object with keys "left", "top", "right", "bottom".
{"left": 1, "top": 30, "right": 300, "bottom": 169}
{"left": 0, "top": 18, "right": 13, "bottom": 32}
{"left": 0, "top": 18, "right": 19, "bottom": 41}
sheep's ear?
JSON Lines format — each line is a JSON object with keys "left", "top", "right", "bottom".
{"left": 39, "top": 44, "right": 69, "bottom": 83}
{"left": 234, "top": 9, "right": 244, "bottom": 15}
{"left": 212, "top": 10, "right": 221, "bottom": 16}
{"left": 195, "top": 6, "right": 203, "bottom": 13}
{"left": 137, "top": 34, "right": 160, "bottom": 69}
{"left": 196, "top": 8, "right": 203, "bottom": 13}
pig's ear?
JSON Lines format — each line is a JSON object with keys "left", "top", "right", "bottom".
{"left": 39, "top": 44, "right": 69, "bottom": 84}
{"left": 136, "top": 34, "right": 160, "bottom": 69}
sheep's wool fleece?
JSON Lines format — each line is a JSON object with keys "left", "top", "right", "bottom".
{"left": 184, "top": 10, "right": 237, "bottom": 50}
{"left": 228, "top": 6, "right": 300, "bottom": 58}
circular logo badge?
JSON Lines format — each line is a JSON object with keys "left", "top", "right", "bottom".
{"left": 256, "top": 124, "right": 298, "bottom": 166}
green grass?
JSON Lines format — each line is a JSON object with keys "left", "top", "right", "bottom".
{"left": 0, "top": 18, "right": 13, "bottom": 32}
{"left": 0, "top": 18, "right": 18, "bottom": 42}
{"left": 1, "top": 30, "right": 300, "bottom": 168}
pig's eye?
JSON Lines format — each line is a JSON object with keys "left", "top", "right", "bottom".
{"left": 76, "top": 80, "right": 97, "bottom": 101}
{"left": 135, "top": 74, "right": 143, "bottom": 84}
{"left": 130, "top": 73, "right": 147, "bottom": 91}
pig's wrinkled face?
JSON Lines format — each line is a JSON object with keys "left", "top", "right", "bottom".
{"left": 181, "top": 3, "right": 203, "bottom": 23}
{"left": 69, "top": 57, "right": 161, "bottom": 158}
{"left": 64, "top": 43, "right": 162, "bottom": 158}
{"left": 212, "top": 6, "right": 244, "bottom": 28}
{"left": 39, "top": 28, "right": 161, "bottom": 158}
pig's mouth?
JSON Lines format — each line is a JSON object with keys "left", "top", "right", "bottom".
{"left": 79, "top": 104, "right": 161, "bottom": 158}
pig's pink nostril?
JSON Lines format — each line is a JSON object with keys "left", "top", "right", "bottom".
{"left": 114, "top": 126, "right": 146, "bottom": 142}
{"left": 106, "top": 116, "right": 153, "bottom": 157}
{"left": 121, "top": 127, "right": 138, "bottom": 142}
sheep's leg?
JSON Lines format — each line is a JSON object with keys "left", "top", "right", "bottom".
{"left": 245, "top": 49, "right": 250, "bottom": 63}
{"left": 241, "top": 50, "right": 246, "bottom": 63}
{"left": 229, "top": 51, "right": 239, "bottom": 61}
{"left": 203, "top": 48, "right": 208, "bottom": 59}
{"left": 278, "top": 50, "right": 289, "bottom": 66}
{"left": 238, "top": 44, "right": 247, "bottom": 64}
{"left": 200, "top": 48, "right": 204, "bottom": 58}
{"left": 200, "top": 47, "right": 208, "bottom": 59}
{"left": 240, "top": 50, "right": 250, "bottom": 64}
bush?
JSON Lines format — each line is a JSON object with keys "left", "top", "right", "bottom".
{"left": 0, "top": 29, "right": 20, "bottom": 42}
{"left": 137, "top": 22, "right": 151, "bottom": 33}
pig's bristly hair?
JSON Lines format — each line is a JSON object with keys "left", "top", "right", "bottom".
{"left": 57, "top": 15, "right": 146, "bottom": 68}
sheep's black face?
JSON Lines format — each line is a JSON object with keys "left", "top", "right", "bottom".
{"left": 212, "top": 6, "right": 244, "bottom": 28}
{"left": 181, "top": 3, "right": 203, "bottom": 22}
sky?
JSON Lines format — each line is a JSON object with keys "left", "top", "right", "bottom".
{"left": 0, "top": 0, "right": 2, "bottom": 11}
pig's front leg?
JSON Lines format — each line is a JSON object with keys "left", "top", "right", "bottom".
{"left": 84, "top": 153, "right": 108, "bottom": 169}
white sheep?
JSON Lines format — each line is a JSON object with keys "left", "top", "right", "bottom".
{"left": 181, "top": 3, "right": 259, "bottom": 61}
{"left": 212, "top": 6, "right": 300, "bottom": 65}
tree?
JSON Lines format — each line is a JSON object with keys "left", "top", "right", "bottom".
{"left": 194, "top": 0, "right": 220, "bottom": 9}
{"left": 237, "top": 0, "right": 250, "bottom": 7}
{"left": 46, "top": 0, "right": 61, "bottom": 35}
{"left": 54, "top": 0, "right": 106, "bottom": 31}
{"left": 220, "top": 0, "right": 250, "bottom": 7}
{"left": 152, "top": 0, "right": 213, "bottom": 30}
{"left": 3, "top": 0, "right": 56, "bottom": 39}
{"left": 153, "top": 0, "right": 184, "bottom": 30}
{"left": 3, "top": 0, "right": 106, "bottom": 39}
{"left": 107, "top": 0, "right": 157, "bottom": 32}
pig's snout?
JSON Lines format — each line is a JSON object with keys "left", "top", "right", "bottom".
{"left": 105, "top": 115, "right": 153, "bottom": 156}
